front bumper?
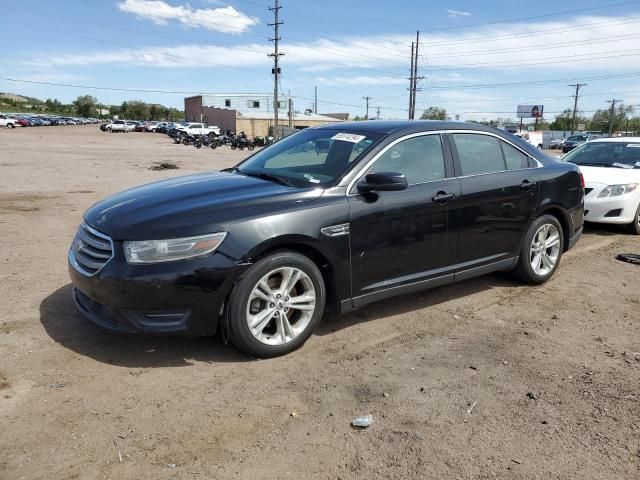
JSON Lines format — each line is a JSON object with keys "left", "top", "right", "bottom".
{"left": 584, "top": 186, "right": 640, "bottom": 225}
{"left": 68, "top": 245, "right": 248, "bottom": 336}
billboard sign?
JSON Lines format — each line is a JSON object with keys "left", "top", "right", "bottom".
{"left": 517, "top": 105, "right": 544, "bottom": 118}
{"left": 577, "top": 123, "right": 586, "bottom": 131}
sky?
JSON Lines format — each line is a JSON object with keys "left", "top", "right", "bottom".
{"left": 3, "top": 0, "right": 640, "bottom": 122}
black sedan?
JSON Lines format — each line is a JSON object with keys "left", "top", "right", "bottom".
{"left": 68, "top": 121, "right": 584, "bottom": 357}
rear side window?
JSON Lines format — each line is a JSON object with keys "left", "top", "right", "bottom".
{"left": 453, "top": 134, "right": 533, "bottom": 175}
{"left": 453, "top": 134, "right": 505, "bottom": 176}
{"left": 368, "top": 134, "right": 446, "bottom": 185}
{"left": 501, "top": 142, "right": 529, "bottom": 170}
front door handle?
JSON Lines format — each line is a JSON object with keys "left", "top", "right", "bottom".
{"left": 520, "top": 180, "right": 536, "bottom": 190}
{"left": 432, "top": 192, "right": 455, "bottom": 203}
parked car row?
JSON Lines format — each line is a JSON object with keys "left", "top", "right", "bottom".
{"left": 0, "top": 113, "right": 101, "bottom": 128}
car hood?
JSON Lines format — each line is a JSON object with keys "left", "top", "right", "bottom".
{"left": 579, "top": 165, "right": 640, "bottom": 185}
{"left": 84, "top": 171, "right": 323, "bottom": 240}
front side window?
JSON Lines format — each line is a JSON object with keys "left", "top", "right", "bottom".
{"left": 366, "top": 134, "right": 446, "bottom": 185}
{"left": 237, "top": 129, "right": 382, "bottom": 188}
{"left": 453, "top": 134, "right": 505, "bottom": 176}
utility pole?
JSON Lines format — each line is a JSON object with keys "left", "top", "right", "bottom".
{"left": 569, "top": 83, "right": 586, "bottom": 135}
{"left": 363, "top": 96, "right": 372, "bottom": 120}
{"left": 411, "top": 30, "right": 420, "bottom": 120}
{"left": 407, "top": 31, "right": 423, "bottom": 120}
{"left": 314, "top": 86, "right": 317, "bottom": 114}
{"left": 376, "top": 106, "right": 381, "bottom": 120}
{"left": 408, "top": 42, "right": 414, "bottom": 120}
{"left": 288, "top": 98, "right": 293, "bottom": 128}
{"left": 268, "top": 0, "right": 283, "bottom": 137}
{"left": 606, "top": 99, "right": 622, "bottom": 136}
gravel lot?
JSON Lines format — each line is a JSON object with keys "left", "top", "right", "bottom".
{"left": 1, "top": 126, "right": 639, "bottom": 480}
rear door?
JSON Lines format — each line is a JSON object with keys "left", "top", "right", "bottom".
{"left": 348, "top": 133, "right": 460, "bottom": 304}
{"left": 449, "top": 132, "right": 539, "bottom": 269}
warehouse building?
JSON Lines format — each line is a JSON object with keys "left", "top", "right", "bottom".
{"left": 184, "top": 94, "right": 344, "bottom": 137}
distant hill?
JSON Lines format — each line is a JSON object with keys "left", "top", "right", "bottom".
{"left": 0, "top": 92, "right": 43, "bottom": 104}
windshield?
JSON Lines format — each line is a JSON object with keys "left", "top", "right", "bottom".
{"left": 564, "top": 142, "right": 640, "bottom": 169}
{"left": 236, "top": 129, "right": 383, "bottom": 187}
{"left": 567, "top": 135, "right": 587, "bottom": 142}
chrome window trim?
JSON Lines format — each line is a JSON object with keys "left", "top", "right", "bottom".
{"left": 68, "top": 223, "right": 115, "bottom": 277}
{"left": 346, "top": 129, "right": 543, "bottom": 195}
{"left": 346, "top": 130, "right": 447, "bottom": 195}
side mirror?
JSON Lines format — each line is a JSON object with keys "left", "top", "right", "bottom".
{"left": 357, "top": 172, "right": 408, "bottom": 193}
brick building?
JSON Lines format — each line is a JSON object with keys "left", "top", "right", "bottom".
{"left": 184, "top": 94, "right": 343, "bottom": 137}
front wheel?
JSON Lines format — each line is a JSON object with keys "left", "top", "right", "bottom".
{"left": 7, "top": 123, "right": 15, "bottom": 129}
{"left": 227, "top": 251, "right": 326, "bottom": 357}
{"left": 514, "top": 215, "right": 564, "bottom": 284}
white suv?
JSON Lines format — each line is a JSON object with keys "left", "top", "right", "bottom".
{"left": 0, "top": 114, "right": 17, "bottom": 129}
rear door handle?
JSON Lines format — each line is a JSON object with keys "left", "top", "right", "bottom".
{"left": 520, "top": 180, "right": 536, "bottom": 190}
{"left": 432, "top": 192, "right": 455, "bottom": 203}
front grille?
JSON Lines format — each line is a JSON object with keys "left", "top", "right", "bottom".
{"left": 70, "top": 224, "right": 114, "bottom": 276}
{"left": 584, "top": 188, "right": 594, "bottom": 196}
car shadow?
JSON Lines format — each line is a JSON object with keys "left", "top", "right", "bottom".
{"left": 40, "top": 284, "right": 250, "bottom": 368}
{"left": 41, "top": 274, "right": 524, "bottom": 367}
{"left": 316, "top": 272, "right": 522, "bottom": 336}
{"left": 583, "top": 222, "right": 630, "bottom": 236}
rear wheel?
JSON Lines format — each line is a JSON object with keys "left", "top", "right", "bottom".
{"left": 629, "top": 203, "right": 640, "bottom": 235}
{"left": 227, "top": 251, "right": 326, "bottom": 357}
{"left": 514, "top": 215, "right": 564, "bottom": 284}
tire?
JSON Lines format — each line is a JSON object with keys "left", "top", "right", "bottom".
{"left": 514, "top": 214, "right": 564, "bottom": 284}
{"left": 231, "top": 144, "right": 237, "bottom": 150}
{"left": 247, "top": 144, "right": 255, "bottom": 151}
{"left": 7, "top": 123, "right": 15, "bottom": 129}
{"left": 227, "top": 251, "right": 326, "bottom": 357}
{"left": 628, "top": 203, "right": 640, "bottom": 235}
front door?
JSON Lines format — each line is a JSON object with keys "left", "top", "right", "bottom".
{"left": 348, "top": 133, "right": 460, "bottom": 305}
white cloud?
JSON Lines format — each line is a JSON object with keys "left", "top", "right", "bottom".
{"left": 117, "top": 0, "right": 258, "bottom": 34}
{"left": 446, "top": 9, "right": 472, "bottom": 18}
{"left": 38, "top": 14, "right": 640, "bottom": 75}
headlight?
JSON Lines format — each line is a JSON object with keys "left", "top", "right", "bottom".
{"left": 597, "top": 183, "right": 638, "bottom": 198}
{"left": 123, "top": 232, "right": 227, "bottom": 264}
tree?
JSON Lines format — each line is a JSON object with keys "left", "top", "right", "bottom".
{"left": 589, "top": 103, "right": 634, "bottom": 133}
{"left": 73, "top": 95, "right": 98, "bottom": 117}
{"left": 420, "top": 107, "right": 447, "bottom": 120}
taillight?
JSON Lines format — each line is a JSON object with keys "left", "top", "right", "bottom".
{"left": 579, "top": 173, "right": 585, "bottom": 189}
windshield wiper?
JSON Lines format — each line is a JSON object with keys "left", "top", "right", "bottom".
{"left": 241, "top": 170, "right": 296, "bottom": 187}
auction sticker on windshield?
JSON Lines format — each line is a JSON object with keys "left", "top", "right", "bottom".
{"left": 332, "top": 133, "right": 366, "bottom": 143}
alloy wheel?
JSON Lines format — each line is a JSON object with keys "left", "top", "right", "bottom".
{"left": 245, "top": 267, "right": 316, "bottom": 346}
{"left": 529, "top": 223, "right": 561, "bottom": 276}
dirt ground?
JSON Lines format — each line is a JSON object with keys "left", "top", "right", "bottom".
{"left": 0, "top": 125, "right": 639, "bottom": 480}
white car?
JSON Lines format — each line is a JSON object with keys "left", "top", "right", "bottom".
{"left": 563, "top": 137, "right": 640, "bottom": 234}
{"left": 175, "top": 122, "right": 220, "bottom": 137}
{"left": 145, "top": 121, "right": 159, "bottom": 132}
{"left": 107, "top": 120, "right": 135, "bottom": 133}
{"left": 0, "top": 114, "right": 18, "bottom": 128}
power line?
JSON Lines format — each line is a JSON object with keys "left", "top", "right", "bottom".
{"left": 419, "top": 0, "right": 640, "bottom": 33}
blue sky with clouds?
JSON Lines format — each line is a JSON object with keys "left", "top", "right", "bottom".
{"left": 3, "top": 0, "right": 640, "bottom": 121}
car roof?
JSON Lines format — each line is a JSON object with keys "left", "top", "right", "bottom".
{"left": 589, "top": 137, "right": 640, "bottom": 143}
{"left": 313, "top": 120, "right": 503, "bottom": 135}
